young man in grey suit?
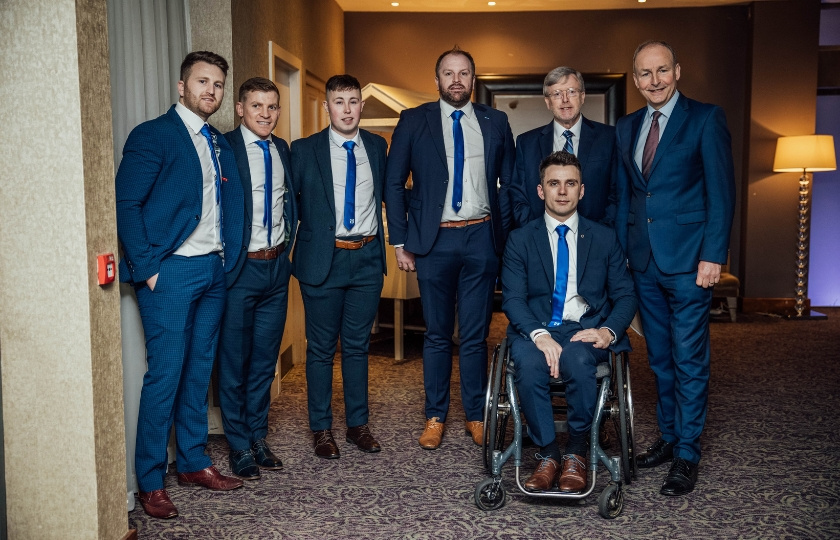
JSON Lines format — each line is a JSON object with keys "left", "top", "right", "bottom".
{"left": 511, "top": 67, "right": 617, "bottom": 229}
{"left": 290, "top": 75, "right": 388, "bottom": 459}
{"left": 219, "top": 77, "right": 297, "bottom": 480}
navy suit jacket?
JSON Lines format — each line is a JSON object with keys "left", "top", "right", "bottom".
{"left": 290, "top": 128, "right": 388, "bottom": 286}
{"left": 502, "top": 215, "right": 637, "bottom": 352}
{"left": 116, "top": 105, "right": 244, "bottom": 284}
{"left": 615, "top": 93, "right": 736, "bottom": 275}
{"left": 384, "top": 101, "right": 516, "bottom": 256}
{"left": 223, "top": 128, "right": 298, "bottom": 287}
{"left": 511, "top": 117, "right": 617, "bottom": 228}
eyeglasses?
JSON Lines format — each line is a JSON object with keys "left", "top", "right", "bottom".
{"left": 547, "top": 88, "right": 583, "bottom": 100}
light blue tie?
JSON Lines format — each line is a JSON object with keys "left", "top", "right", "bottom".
{"left": 452, "top": 110, "right": 465, "bottom": 212}
{"left": 255, "top": 140, "right": 273, "bottom": 246}
{"left": 548, "top": 224, "right": 570, "bottom": 327}
{"left": 343, "top": 140, "right": 356, "bottom": 230}
{"left": 563, "top": 130, "right": 574, "bottom": 154}
{"left": 200, "top": 124, "right": 223, "bottom": 244}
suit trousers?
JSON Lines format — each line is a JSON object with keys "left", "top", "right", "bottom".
{"left": 633, "top": 257, "right": 712, "bottom": 464}
{"left": 218, "top": 255, "right": 292, "bottom": 452}
{"left": 415, "top": 221, "right": 498, "bottom": 422}
{"left": 134, "top": 253, "right": 225, "bottom": 492}
{"left": 511, "top": 323, "right": 609, "bottom": 448}
{"left": 300, "top": 238, "right": 384, "bottom": 431}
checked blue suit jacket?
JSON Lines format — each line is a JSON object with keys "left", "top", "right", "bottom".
{"left": 511, "top": 117, "right": 617, "bottom": 228}
{"left": 116, "top": 105, "right": 244, "bottom": 284}
{"left": 223, "top": 127, "right": 297, "bottom": 287}
{"left": 384, "top": 101, "right": 516, "bottom": 256}
{"left": 502, "top": 215, "right": 637, "bottom": 352}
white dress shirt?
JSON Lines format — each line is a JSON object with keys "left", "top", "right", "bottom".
{"left": 240, "top": 125, "right": 287, "bottom": 251}
{"left": 329, "top": 128, "right": 378, "bottom": 238}
{"left": 439, "top": 99, "right": 490, "bottom": 222}
{"left": 552, "top": 116, "right": 583, "bottom": 155}
{"left": 173, "top": 102, "right": 223, "bottom": 256}
{"left": 634, "top": 90, "right": 680, "bottom": 171}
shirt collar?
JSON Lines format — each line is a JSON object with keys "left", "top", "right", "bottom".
{"left": 544, "top": 210, "right": 579, "bottom": 236}
{"left": 329, "top": 126, "right": 361, "bottom": 148}
{"left": 175, "top": 102, "right": 207, "bottom": 136}
{"left": 553, "top": 115, "right": 583, "bottom": 142}
{"left": 647, "top": 89, "right": 680, "bottom": 120}
{"left": 240, "top": 124, "right": 270, "bottom": 146}
{"left": 440, "top": 98, "right": 474, "bottom": 121}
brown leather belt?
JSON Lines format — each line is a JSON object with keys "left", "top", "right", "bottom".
{"left": 335, "top": 235, "right": 376, "bottom": 250}
{"left": 439, "top": 215, "right": 491, "bottom": 228}
{"left": 247, "top": 243, "right": 285, "bottom": 260}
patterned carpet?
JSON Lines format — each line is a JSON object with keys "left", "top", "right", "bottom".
{"left": 129, "top": 307, "right": 840, "bottom": 539}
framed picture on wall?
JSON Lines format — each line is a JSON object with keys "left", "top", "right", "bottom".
{"left": 475, "top": 73, "right": 626, "bottom": 138}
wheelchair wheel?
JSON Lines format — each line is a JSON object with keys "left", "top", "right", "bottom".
{"left": 615, "top": 352, "right": 636, "bottom": 483}
{"left": 474, "top": 477, "right": 506, "bottom": 511}
{"left": 483, "top": 340, "right": 510, "bottom": 471}
{"left": 597, "top": 483, "right": 624, "bottom": 519}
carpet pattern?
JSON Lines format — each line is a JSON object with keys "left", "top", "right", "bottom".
{"left": 129, "top": 308, "right": 840, "bottom": 539}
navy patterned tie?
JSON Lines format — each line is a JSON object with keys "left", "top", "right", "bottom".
{"left": 563, "top": 130, "right": 574, "bottom": 154}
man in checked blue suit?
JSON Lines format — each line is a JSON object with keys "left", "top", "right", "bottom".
{"left": 291, "top": 74, "right": 387, "bottom": 459}
{"left": 503, "top": 151, "right": 636, "bottom": 493}
{"left": 385, "top": 47, "right": 516, "bottom": 450}
{"left": 219, "top": 77, "right": 297, "bottom": 480}
{"left": 511, "top": 66, "right": 617, "bottom": 229}
{"left": 615, "top": 41, "right": 735, "bottom": 497}
{"left": 116, "top": 51, "right": 245, "bottom": 519}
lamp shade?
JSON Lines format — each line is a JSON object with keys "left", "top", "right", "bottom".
{"left": 773, "top": 135, "right": 837, "bottom": 173}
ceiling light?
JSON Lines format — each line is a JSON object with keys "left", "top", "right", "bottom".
{"left": 391, "top": 2, "right": 399, "bottom": 6}
{"left": 488, "top": 1, "right": 497, "bottom": 5}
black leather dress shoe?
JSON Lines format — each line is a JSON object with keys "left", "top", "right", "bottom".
{"left": 636, "top": 438, "right": 675, "bottom": 468}
{"left": 229, "top": 449, "right": 260, "bottom": 480}
{"left": 252, "top": 439, "right": 284, "bottom": 470}
{"left": 660, "top": 458, "right": 699, "bottom": 496}
{"left": 313, "top": 429, "right": 340, "bottom": 459}
{"left": 346, "top": 424, "right": 381, "bottom": 453}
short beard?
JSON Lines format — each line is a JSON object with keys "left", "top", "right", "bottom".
{"left": 439, "top": 87, "right": 471, "bottom": 108}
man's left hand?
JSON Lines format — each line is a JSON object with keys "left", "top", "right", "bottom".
{"left": 570, "top": 328, "right": 612, "bottom": 349}
{"left": 696, "top": 260, "right": 722, "bottom": 288}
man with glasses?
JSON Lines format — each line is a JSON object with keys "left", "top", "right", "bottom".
{"left": 511, "top": 67, "right": 617, "bottom": 229}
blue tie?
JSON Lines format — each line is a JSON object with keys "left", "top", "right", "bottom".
{"left": 549, "top": 224, "right": 570, "bottom": 327}
{"left": 343, "top": 140, "right": 356, "bottom": 230}
{"left": 200, "top": 124, "right": 223, "bottom": 243}
{"left": 452, "top": 110, "right": 465, "bottom": 212}
{"left": 255, "top": 140, "right": 273, "bottom": 246}
{"left": 563, "top": 130, "right": 574, "bottom": 154}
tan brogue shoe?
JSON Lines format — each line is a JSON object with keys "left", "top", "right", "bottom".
{"left": 524, "top": 456, "right": 561, "bottom": 491}
{"left": 419, "top": 417, "right": 445, "bottom": 449}
{"left": 138, "top": 489, "right": 178, "bottom": 519}
{"left": 557, "top": 454, "right": 587, "bottom": 492}
{"left": 465, "top": 420, "right": 484, "bottom": 446}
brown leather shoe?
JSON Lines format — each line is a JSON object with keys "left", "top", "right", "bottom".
{"left": 138, "top": 489, "right": 178, "bottom": 519}
{"left": 313, "top": 429, "right": 340, "bottom": 459}
{"left": 464, "top": 421, "right": 484, "bottom": 446}
{"left": 557, "top": 454, "right": 587, "bottom": 492}
{"left": 419, "top": 417, "right": 445, "bottom": 449}
{"left": 346, "top": 424, "right": 381, "bottom": 453}
{"left": 524, "top": 457, "right": 561, "bottom": 491}
{"left": 177, "top": 465, "right": 243, "bottom": 491}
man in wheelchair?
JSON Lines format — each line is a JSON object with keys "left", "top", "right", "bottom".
{"left": 502, "top": 151, "right": 636, "bottom": 492}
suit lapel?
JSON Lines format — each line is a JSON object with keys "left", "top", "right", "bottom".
{"left": 167, "top": 106, "right": 203, "bottom": 187}
{"left": 576, "top": 217, "right": 592, "bottom": 283}
{"left": 314, "top": 129, "right": 337, "bottom": 220}
{"left": 425, "top": 103, "right": 447, "bottom": 169}
{"left": 625, "top": 110, "right": 645, "bottom": 182}
{"left": 229, "top": 129, "right": 253, "bottom": 227}
{"left": 539, "top": 122, "right": 553, "bottom": 162}
{"left": 530, "top": 219, "right": 554, "bottom": 289}
{"left": 578, "top": 117, "right": 594, "bottom": 165}
{"left": 272, "top": 134, "right": 294, "bottom": 243}
{"left": 474, "top": 104, "right": 493, "bottom": 179}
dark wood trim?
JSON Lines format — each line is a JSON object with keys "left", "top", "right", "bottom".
{"left": 741, "top": 297, "right": 809, "bottom": 316}
{"left": 122, "top": 529, "right": 137, "bottom": 540}
{"left": 474, "top": 73, "right": 627, "bottom": 126}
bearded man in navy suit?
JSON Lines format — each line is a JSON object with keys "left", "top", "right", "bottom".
{"left": 511, "top": 67, "right": 617, "bottom": 228}
{"left": 503, "top": 151, "right": 636, "bottom": 493}
{"left": 116, "top": 51, "right": 245, "bottom": 519}
{"left": 219, "top": 77, "right": 297, "bottom": 480}
{"left": 615, "top": 41, "right": 735, "bottom": 497}
{"left": 385, "top": 47, "right": 516, "bottom": 450}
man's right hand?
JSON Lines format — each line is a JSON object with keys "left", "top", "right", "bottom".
{"left": 147, "top": 273, "right": 159, "bottom": 291}
{"left": 534, "top": 333, "right": 563, "bottom": 378}
{"left": 395, "top": 247, "right": 416, "bottom": 272}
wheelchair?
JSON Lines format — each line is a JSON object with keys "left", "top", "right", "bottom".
{"left": 474, "top": 338, "right": 636, "bottom": 518}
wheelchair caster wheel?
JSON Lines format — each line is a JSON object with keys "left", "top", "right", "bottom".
{"left": 597, "top": 483, "right": 624, "bottom": 519}
{"left": 474, "top": 477, "right": 506, "bottom": 511}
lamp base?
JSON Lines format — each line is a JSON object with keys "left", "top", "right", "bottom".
{"left": 786, "top": 310, "right": 828, "bottom": 321}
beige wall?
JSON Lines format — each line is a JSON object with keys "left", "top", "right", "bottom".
{"left": 0, "top": 0, "right": 127, "bottom": 538}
